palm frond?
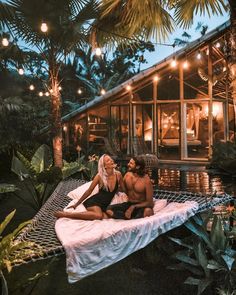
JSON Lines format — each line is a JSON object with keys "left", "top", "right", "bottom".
{"left": 174, "top": 0, "right": 228, "bottom": 29}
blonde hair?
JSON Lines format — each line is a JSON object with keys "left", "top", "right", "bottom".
{"left": 98, "top": 154, "right": 116, "bottom": 190}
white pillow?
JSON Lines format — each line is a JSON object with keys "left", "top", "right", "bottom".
{"left": 153, "top": 199, "right": 168, "bottom": 213}
{"left": 67, "top": 181, "right": 99, "bottom": 200}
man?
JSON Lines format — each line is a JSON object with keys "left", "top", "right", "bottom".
{"left": 106, "top": 156, "right": 154, "bottom": 219}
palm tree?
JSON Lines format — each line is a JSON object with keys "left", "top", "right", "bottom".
{"left": 0, "top": 0, "right": 99, "bottom": 167}
{"left": 98, "top": 0, "right": 235, "bottom": 107}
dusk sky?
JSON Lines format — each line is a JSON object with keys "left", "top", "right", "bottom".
{"left": 141, "top": 12, "right": 229, "bottom": 70}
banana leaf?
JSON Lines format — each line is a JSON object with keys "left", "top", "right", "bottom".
{"left": 11, "top": 155, "right": 30, "bottom": 180}
{"left": 31, "top": 144, "right": 52, "bottom": 174}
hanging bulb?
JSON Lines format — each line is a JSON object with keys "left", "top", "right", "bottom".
{"left": 183, "top": 60, "right": 189, "bottom": 69}
{"left": 77, "top": 88, "right": 82, "bottom": 95}
{"left": 100, "top": 89, "right": 106, "bottom": 95}
{"left": 197, "top": 51, "right": 202, "bottom": 60}
{"left": 2, "top": 38, "right": 9, "bottom": 47}
{"left": 18, "top": 68, "right": 24, "bottom": 75}
{"left": 126, "top": 85, "right": 132, "bottom": 91}
{"left": 38, "top": 91, "right": 43, "bottom": 97}
{"left": 95, "top": 47, "right": 102, "bottom": 56}
{"left": 153, "top": 75, "right": 159, "bottom": 82}
{"left": 29, "top": 84, "right": 35, "bottom": 91}
{"left": 40, "top": 22, "right": 48, "bottom": 33}
{"left": 171, "top": 57, "right": 177, "bottom": 68}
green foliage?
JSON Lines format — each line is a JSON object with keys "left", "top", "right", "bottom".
{"left": 0, "top": 210, "right": 40, "bottom": 295}
{"left": 11, "top": 144, "right": 62, "bottom": 210}
{"left": 209, "top": 141, "right": 236, "bottom": 175}
{"left": 10, "top": 145, "right": 97, "bottom": 210}
{"left": 168, "top": 213, "right": 236, "bottom": 294}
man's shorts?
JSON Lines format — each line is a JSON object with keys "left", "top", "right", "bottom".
{"left": 107, "top": 202, "right": 149, "bottom": 219}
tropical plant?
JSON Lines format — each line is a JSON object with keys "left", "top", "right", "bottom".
{"left": 0, "top": 0, "right": 101, "bottom": 168}
{"left": 10, "top": 144, "right": 91, "bottom": 210}
{"left": 168, "top": 212, "right": 236, "bottom": 295}
{"left": 0, "top": 210, "right": 40, "bottom": 295}
{"left": 208, "top": 141, "right": 236, "bottom": 175}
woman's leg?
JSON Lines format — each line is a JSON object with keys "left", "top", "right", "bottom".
{"left": 54, "top": 206, "right": 103, "bottom": 220}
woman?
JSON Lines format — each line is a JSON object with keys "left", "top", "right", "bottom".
{"left": 54, "top": 154, "right": 125, "bottom": 220}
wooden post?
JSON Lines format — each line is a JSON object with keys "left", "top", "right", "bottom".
{"left": 208, "top": 45, "right": 213, "bottom": 158}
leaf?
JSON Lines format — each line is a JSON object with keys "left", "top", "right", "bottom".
{"left": 168, "top": 236, "right": 193, "bottom": 250}
{"left": 11, "top": 155, "right": 30, "bottom": 180}
{"left": 185, "top": 219, "right": 213, "bottom": 250}
{"left": 31, "top": 144, "right": 52, "bottom": 173}
{"left": 0, "top": 210, "right": 15, "bottom": 236}
{"left": 197, "top": 278, "right": 213, "bottom": 295}
{"left": 221, "top": 255, "right": 235, "bottom": 271}
{"left": 193, "top": 241, "right": 209, "bottom": 277}
{"left": 173, "top": 251, "right": 199, "bottom": 266}
{"left": 184, "top": 276, "right": 200, "bottom": 285}
{"left": 0, "top": 184, "right": 18, "bottom": 194}
{"left": 210, "top": 215, "right": 227, "bottom": 251}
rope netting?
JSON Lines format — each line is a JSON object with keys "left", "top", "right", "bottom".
{"left": 13, "top": 178, "right": 234, "bottom": 265}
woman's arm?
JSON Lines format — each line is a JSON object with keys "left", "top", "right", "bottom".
{"left": 68, "top": 174, "right": 100, "bottom": 208}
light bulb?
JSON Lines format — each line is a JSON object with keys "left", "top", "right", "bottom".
{"left": 95, "top": 47, "right": 102, "bottom": 56}
{"left": 58, "top": 86, "right": 62, "bottom": 91}
{"left": 18, "top": 68, "right": 24, "bottom": 75}
{"left": 153, "top": 75, "right": 159, "bottom": 82}
{"left": 171, "top": 57, "right": 177, "bottom": 68}
{"left": 197, "top": 52, "right": 202, "bottom": 60}
{"left": 39, "top": 91, "right": 43, "bottom": 97}
{"left": 45, "top": 92, "right": 49, "bottom": 96}
{"left": 183, "top": 60, "right": 189, "bottom": 69}
{"left": 29, "top": 84, "right": 35, "bottom": 91}
{"left": 100, "top": 89, "right": 106, "bottom": 95}
{"left": 2, "top": 38, "right": 9, "bottom": 47}
{"left": 215, "top": 42, "right": 221, "bottom": 48}
{"left": 77, "top": 89, "right": 82, "bottom": 94}
{"left": 40, "top": 22, "right": 48, "bottom": 33}
{"left": 126, "top": 85, "right": 131, "bottom": 91}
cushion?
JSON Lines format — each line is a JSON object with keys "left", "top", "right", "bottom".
{"left": 67, "top": 181, "right": 99, "bottom": 200}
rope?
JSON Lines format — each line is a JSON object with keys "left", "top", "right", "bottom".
{"left": 13, "top": 179, "right": 234, "bottom": 266}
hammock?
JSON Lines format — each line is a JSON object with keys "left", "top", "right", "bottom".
{"left": 14, "top": 178, "right": 234, "bottom": 266}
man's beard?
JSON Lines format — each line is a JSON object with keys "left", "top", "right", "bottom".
{"left": 128, "top": 166, "right": 137, "bottom": 173}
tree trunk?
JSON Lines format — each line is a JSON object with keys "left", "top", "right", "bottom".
{"left": 49, "top": 69, "right": 63, "bottom": 168}
{"left": 229, "top": 1, "right": 236, "bottom": 119}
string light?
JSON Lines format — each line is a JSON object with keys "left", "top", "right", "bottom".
{"left": 2, "top": 38, "right": 9, "bottom": 47}
{"left": 153, "top": 75, "right": 159, "bottom": 82}
{"left": 77, "top": 88, "right": 82, "bottom": 94}
{"left": 171, "top": 57, "right": 177, "bottom": 68}
{"left": 29, "top": 84, "right": 35, "bottom": 91}
{"left": 45, "top": 91, "right": 50, "bottom": 96}
{"left": 100, "top": 89, "right": 106, "bottom": 95}
{"left": 215, "top": 42, "right": 221, "bottom": 48}
{"left": 183, "top": 60, "right": 189, "bottom": 69}
{"left": 40, "top": 22, "right": 48, "bottom": 33}
{"left": 197, "top": 51, "right": 202, "bottom": 60}
{"left": 38, "top": 91, "right": 43, "bottom": 97}
{"left": 58, "top": 86, "right": 62, "bottom": 91}
{"left": 95, "top": 47, "right": 102, "bottom": 56}
{"left": 126, "top": 85, "right": 132, "bottom": 91}
{"left": 18, "top": 68, "right": 24, "bottom": 75}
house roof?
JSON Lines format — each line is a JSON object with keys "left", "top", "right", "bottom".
{"left": 62, "top": 20, "right": 230, "bottom": 123}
